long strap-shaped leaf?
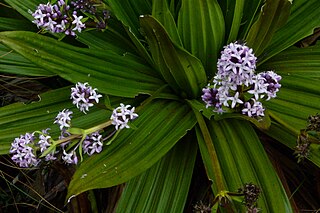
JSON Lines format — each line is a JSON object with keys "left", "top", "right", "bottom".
{"left": 262, "top": 75, "right": 320, "bottom": 167}
{"left": 0, "top": 43, "right": 52, "bottom": 76}
{"left": 106, "top": 0, "right": 152, "bottom": 37}
{"left": 152, "top": 0, "right": 182, "bottom": 45}
{"left": 259, "top": 0, "right": 320, "bottom": 64}
{"left": 259, "top": 42, "right": 320, "bottom": 78}
{"left": 140, "top": 15, "right": 207, "bottom": 98}
{"left": 116, "top": 135, "right": 197, "bottom": 213}
{"left": 67, "top": 99, "right": 196, "bottom": 199}
{"left": 245, "top": 0, "right": 292, "bottom": 56}
{"left": 264, "top": 76, "right": 320, "bottom": 131}
{"left": 4, "top": 0, "right": 43, "bottom": 21}
{"left": 208, "top": 120, "right": 293, "bottom": 212}
{"left": 177, "top": 0, "right": 225, "bottom": 77}
{"left": 0, "top": 31, "right": 164, "bottom": 97}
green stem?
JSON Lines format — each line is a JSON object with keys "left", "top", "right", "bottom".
{"left": 191, "top": 105, "right": 226, "bottom": 192}
{"left": 84, "top": 120, "right": 113, "bottom": 135}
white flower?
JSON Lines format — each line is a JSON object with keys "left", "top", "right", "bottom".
{"left": 62, "top": 150, "right": 78, "bottom": 164}
{"left": 72, "top": 14, "right": 86, "bottom": 32}
{"left": 54, "top": 109, "right": 73, "bottom": 130}
{"left": 228, "top": 92, "right": 243, "bottom": 108}
{"left": 71, "top": 82, "right": 102, "bottom": 113}
{"left": 111, "top": 103, "right": 138, "bottom": 130}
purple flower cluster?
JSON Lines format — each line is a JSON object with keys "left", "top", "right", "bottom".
{"left": 83, "top": 132, "right": 103, "bottom": 156}
{"left": 10, "top": 133, "right": 39, "bottom": 168}
{"left": 30, "top": 0, "right": 85, "bottom": 36}
{"left": 202, "top": 42, "right": 281, "bottom": 118}
{"left": 11, "top": 81, "right": 139, "bottom": 168}
{"left": 111, "top": 103, "right": 139, "bottom": 130}
{"left": 71, "top": 82, "right": 102, "bottom": 113}
{"left": 71, "top": 0, "right": 97, "bottom": 14}
{"left": 30, "top": 0, "right": 110, "bottom": 35}
{"left": 54, "top": 109, "right": 73, "bottom": 130}
{"left": 10, "top": 130, "right": 56, "bottom": 167}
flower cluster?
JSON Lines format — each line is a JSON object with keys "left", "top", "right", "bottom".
{"left": 202, "top": 42, "right": 282, "bottom": 118}
{"left": 10, "top": 82, "right": 138, "bottom": 167}
{"left": 10, "top": 132, "right": 39, "bottom": 168}
{"left": 111, "top": 103, "right": 139, "bottom": 130}
{"left": 83, "top": 131, "right": 103, "bottom": 156}
{"left": 71, "top": 82, "right": 102, "bottom": 113}
{"left": 54, "top": 109, "right": 73, "bottom": 130}
{"left": 10, "top": 129, "right": 57, "bottom": 167}
{"left": 238, "top": 183, "right": 261, "bottom": 212}
{"left": 31, "top": 0, "right": 85, "bottom": 36}
{"left": 30, "top": 0, "right": 110, "bottom": 35}
{"left": 294, "top": 113, "right": 320, "bottom": 162}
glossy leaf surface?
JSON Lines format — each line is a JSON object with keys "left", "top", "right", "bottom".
{"left": 67, "top": 100, "right": 196, "bottom": 198}
{"left": 116, "top": 136, "right": 197, "bottom": 213}
{"left": 245, "top": 0, "right": 292, "bottom": 56}
{"left": 140, "top": 15, "right": 207, "bottom": 98}
{"left": 177, "top": 0, "right": 225, "bottom": 77}
{"left": 0, "top": 31, "right": 164, "bottom": 97}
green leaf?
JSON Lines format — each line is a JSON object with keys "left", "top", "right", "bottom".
{"left": 140, "top": 15, "right": 207, "bottom": 98}
{"left": 0, "top": 43, "right": 53, "bottom": 76}
{"left": 208, "top": 120, "right": 293, "bottom": 212}
{"left": 0, "top": 87, "right": 110, "bottom": 155}
{"left": 0, "top": 31, "right": 164, "bottom": 97}
{"left": 116, "top": 135, "right": 197, "bottom": 213}
{"left": 152, "top": 0, "right": 182, "bottom": 45}
{"left": 264, "top": 76, "right": 320, "bottom": 131}
{"left": 177, "top": 0, "right": 225, "bottom": 77}
{"left": 214, "top": 110, "right": 271, "bottom": 131}
{"left": 218, "top": 0, "right": 245, "bottom": 43}
{"left": 258, "top": 0, "right": 320, "bottom": 64}
{"left": 237, "top": 0, "right": 263, "bottom": 39}
{"left": 105, "top": 0, "right": 152, "bottom": 37}
{"left": 4, "top": 0, "right": 43, "bottom": 21}
{"left": 0, "top": 17, "right": 36, "bottom": 31}
{"left": 259, "top": 42, "right": 320, "bottom": 78}
{"left": 262, "top": 75, "right": 320, "bottom": 167}
{"left": 245, "top": 0, "right": 292, "bottom": 56}
{"left": 186, "top": 99, "right": 215, "bottom": 120}
{"left": 266, "top": 122, "right": 320, "bottom": 168}
{"left": 226, "top": 0, "right": 245, "bottom": 43}
{"left": 77, "top": 23, "right": 138, "bottom": 55}
{"left": 67, "top": 99, "right": 196, "bottom": 199}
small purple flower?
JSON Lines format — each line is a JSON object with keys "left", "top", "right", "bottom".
{"left": 37, "top": 129, "right": 57, "bottom": 161}
{"left": 257, "top": 71, "right": 282, "bottom": 100}
{"left": 83, "top": 132, "right": 103, "bottom": 156}
{"left": 71, "top": 82, "right": 102, "bottom": 113}
{"left": 72, "top": 14, "right": 86, "bottom": 32}
{"left": 62, "top": 150, "right": 78, "bottom": 164}
{"left": 201, "top": 86, "right": 221, "bottom": 108}
{"left": 228, "top": 92, "right": 243, "bottom": 108}
{"left": 10, "top": 133, "right": 40, "bottom": 167}
{"left": 54, "top": 109, "right": 73, "bottom": 130}
{"left": 242, "top": 99, "right": 265, "bottom": 117}
{"left": 111, "top": 103, "right": 138, "bottom": 130}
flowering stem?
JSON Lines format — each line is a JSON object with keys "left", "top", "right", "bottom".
{"left": 55, "top": 134, "right": 82, "bottom": 146}
{"left": 84, "top": 120, "right": 113, "bottom": 135}
{"left": 191, "top": 105, "right": 226, "bottom": 192}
